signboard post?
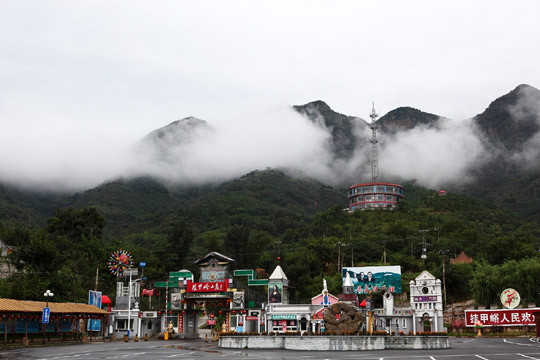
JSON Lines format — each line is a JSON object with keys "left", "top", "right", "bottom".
{"left": 41, "top": 307, "right": 50, "bottom": 345}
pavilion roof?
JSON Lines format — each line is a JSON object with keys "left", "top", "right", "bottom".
{"left": 0, "top": 298, "right": 108, "bottom": 315}
{"left": 194, "top": 251, "right": 235, "bottom": 265}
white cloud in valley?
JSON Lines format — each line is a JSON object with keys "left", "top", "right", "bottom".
{"left": 379, "top": 119, "right": 488, "bottom": 189}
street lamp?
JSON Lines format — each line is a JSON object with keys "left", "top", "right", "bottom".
{"left": 43, "top": 290, "right": 54, "bottom": 307}
{"left": 42, "top": 290, "right": 53, "bottom": 344}
{"left": 127, "top": 276, "right": 146, "bottom": 340}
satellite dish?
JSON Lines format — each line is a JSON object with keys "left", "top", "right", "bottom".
{"left": 500, "top": 288, "right": 520, "bottom": 309}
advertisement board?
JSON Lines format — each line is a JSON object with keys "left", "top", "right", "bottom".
{"left": 88, "top": 290, "right": 102, "bottom": 331}
{"left": 343, "top": 266, "right": 402, "bottom": 294}
{"left": 465, "top": 309, "right": 538, "bottom": 327}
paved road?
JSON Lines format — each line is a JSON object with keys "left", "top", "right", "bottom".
{"left": 1, "top": 337, "right": 540, "bottom": 360}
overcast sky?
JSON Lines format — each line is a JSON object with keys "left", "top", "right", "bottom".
{"left": 1, "top": 0, "right": 539, "bottom": 191}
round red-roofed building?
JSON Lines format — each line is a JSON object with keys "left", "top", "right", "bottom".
{"left": 347, "top": 182, "right": 404, "bottom": 211}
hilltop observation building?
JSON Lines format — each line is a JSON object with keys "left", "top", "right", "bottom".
{"left": 347, "top": 182, "right": 404, "bottom": 211}
{"left": 348, "top": 103, "right": 404, "bottom": 211}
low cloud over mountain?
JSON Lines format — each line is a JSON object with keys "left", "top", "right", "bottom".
{"left": 0, "top": 85, "right": 538, "bottom": 193}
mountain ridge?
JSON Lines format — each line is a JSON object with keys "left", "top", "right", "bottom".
{"left": 1, "top": 84, "right": 539, "bottom": 229}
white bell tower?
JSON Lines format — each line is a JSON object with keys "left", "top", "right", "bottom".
{"left": 409, "top": 271, "right": 445, "bottom": 333}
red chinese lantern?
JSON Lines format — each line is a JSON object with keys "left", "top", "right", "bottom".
{"left": 218, "top": 311, "right": 222, "bottom": 315}
{"left": 232, "top": 310, "right": 236, "bottom": 314}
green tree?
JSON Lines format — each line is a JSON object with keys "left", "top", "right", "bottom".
{"left": 224, "top": 224, "right": 250, "bottom": 266}
{"left": 47, "top": 207, "right": 106, "bottom": 241}
{"left": 159, "top": 219, "right": 195, "bottom": 270}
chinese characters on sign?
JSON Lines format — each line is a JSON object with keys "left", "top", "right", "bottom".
{"left": 178, "top": 313, "right": 184, "bottom": 333}
{"left": 465, "top": 309, "right": 538, "bottom": 327}
{"left": 270, "top": 314, "right": 296, "bottom": 320}
{"left": 186, "top": 280, "right": 227, "bottom": 293}
{"left": 413, "top": 296, "right": 437, "bottom": 302}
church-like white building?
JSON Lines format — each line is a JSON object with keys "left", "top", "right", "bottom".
{"left": 369, "top": 270, "right": 445, "bottom": 334}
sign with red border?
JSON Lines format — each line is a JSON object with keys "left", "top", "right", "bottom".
{"left": 465, "top": 309, "right": 539, "bottom": 327}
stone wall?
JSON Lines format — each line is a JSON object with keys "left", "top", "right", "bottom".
{"left": 220, "top": 335, "right": 449, "bottom": 350}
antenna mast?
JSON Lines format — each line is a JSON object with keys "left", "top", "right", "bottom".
{"left": 369, "top": 102, "right": 379, "bottom": 182}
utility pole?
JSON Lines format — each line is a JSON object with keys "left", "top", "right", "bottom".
{"left": 381, "top": 239, "right": 387, "bottom": 265}
{"left": 419, "top": 230, "right": 429, "bottom": 259}
{"left": 334, "top": 241, "right": 349, "bottom": 274}
{"left": 350, "top": 234, "right": 354, "bottom": 267}
{"left": 443, "top": 261, "right": 447, "bottom": 306}
{"left": 439, "top": 249, "right": 449, "bottom": 307}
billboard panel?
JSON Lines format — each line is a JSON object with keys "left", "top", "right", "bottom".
{"left": 343, "top": 266, "right": 402, "bottom": 294}
{"left": 88, "top": 290, "right": 102, "bottom": 331}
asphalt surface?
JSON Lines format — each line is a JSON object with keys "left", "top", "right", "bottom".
{"left": 1, "top": 337, "right": 540, "bottom": 360}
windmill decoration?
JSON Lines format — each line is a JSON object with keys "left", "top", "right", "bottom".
{"left": 107, "top": 249, "right": 134, "bottom": 276}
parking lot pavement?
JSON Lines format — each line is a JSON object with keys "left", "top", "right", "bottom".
{"left": 1, "top": 337, "right": 540, "bottom": 360}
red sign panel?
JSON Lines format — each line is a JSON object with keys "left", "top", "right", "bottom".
{"left": 186, "top": 281, "right": 227, "bottom": 293}
{"left": 207, "top": 320, "right": 217, "bottom": 326}
{"left": 465, "top": 309, "right": 538, "bottom": 327}
{"left": 178, "top": 313, "right": 184, "bottom": 333}
{"left": 245, "top": 316, "right": 258, "bottom": 321}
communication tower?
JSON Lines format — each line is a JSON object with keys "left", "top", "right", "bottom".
{"left": 346, "top": 102, "right": 405, "bottom": 212}
{"left": 369, "top": 102, "right": 379, "bottom": 182}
